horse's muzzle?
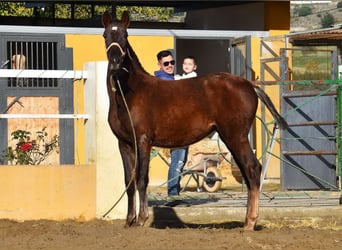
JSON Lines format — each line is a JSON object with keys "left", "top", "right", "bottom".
{"left": 109, "top": 62, "right": 121, "bottom": 71}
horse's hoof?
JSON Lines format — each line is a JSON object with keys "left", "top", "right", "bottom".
{"left": 124, "top": 222, "right": 133, "bottom": 228}
{"left": 125, "top": 218, "right": 137, "bottom": 227}
{"left": 137, "top": 217, "right": 148, "bottom": 227}
{"left": 243, "top": 222, "right": 256, "bottom": 231}
{"left": 243, "top": 226, "right": 255, "bottom": 231}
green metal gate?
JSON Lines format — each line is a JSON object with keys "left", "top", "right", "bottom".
{"left": 260, "top": 37, "right": 341, "bottom": 190}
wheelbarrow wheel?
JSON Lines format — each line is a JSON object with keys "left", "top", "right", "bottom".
{"left": 203, "top": 167, "right": 222, "bottom": 192}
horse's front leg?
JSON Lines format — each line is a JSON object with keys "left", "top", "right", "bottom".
{"left": 118, "top": 140, "right": 137, "bottom": 227}
{"left": 136, "top": 136, "right": 152, "bottom": 226}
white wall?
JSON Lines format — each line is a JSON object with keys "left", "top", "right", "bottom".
{"left": 84, "top": 61, "right": 127, "bottom": 220}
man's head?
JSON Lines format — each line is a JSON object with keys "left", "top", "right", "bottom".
{"left": 157, "top": 50, "right": 175, "bottom": 75}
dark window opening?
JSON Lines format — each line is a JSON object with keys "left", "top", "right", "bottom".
{"left": 7, "top": 41, "right": 58, "bottom": 88}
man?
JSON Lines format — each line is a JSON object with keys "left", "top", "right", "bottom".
{"left": 154, "top": 50, "right": 189, "bottom": 197}
{"left": 154, "top": 50, "right": 175, "bottom": 80}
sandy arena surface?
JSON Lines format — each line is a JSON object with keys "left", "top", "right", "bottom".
{"left": 0, "top": 218, "right": 341, "bottom": 250}
{"left": 1, "top": 148, "right": 341, "bottom": 250}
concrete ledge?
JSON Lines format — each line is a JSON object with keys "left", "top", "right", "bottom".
{"left": 147, "top": 206, "right": 342, "bottom": 229}
{"left": 146, "top": 191, "right": 342, "bottom": 228}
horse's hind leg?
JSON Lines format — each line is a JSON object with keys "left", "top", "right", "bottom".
{"left": 222, "top": 135, "right": 261, "bottom": 230}
{"left": 118, "top": 140, "right": 137, "bottom": 227}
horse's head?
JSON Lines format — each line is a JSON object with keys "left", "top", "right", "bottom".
{"left": 102, "top": 11, "right": 130, "bottom": 72}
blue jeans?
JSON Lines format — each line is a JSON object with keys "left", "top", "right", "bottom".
{"left": 168, "top": 147, "right": 189, "bottom": 196}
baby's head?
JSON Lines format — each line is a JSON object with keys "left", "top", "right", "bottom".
{"left": 182, "top": 56, "right": 197, "bottom": 74}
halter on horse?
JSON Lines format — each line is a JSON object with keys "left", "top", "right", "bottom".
{"left": 102, "top": 11, "right": 288, "bottom": 230}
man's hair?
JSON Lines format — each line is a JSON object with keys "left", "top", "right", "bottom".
{"left": 157, "top": 50, "right": 173, "bottom": 61}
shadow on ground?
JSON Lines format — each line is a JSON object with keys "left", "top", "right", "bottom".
{"left": 150, "top": 206, "right": 264, "bottom": 230}
{"left": 148, "top": 196, "right": 220, "bottom": 207}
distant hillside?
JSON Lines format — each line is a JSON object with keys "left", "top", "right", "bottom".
{"left": 291, "top": 0, "right": 342, "bottom": 32}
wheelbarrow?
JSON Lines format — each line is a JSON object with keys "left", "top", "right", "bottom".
{"left": 181, "top": 152, "right": 226, "bottom": 192}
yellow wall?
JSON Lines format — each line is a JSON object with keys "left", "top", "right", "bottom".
{"left": 66, "top": 35, "right": 104, "bottom": 164}
{"left": 252, "top": 36, "right": 285, "bottom": 179}
{"left": 66, "top": 34, "right": 174, "bottom": 73}
{"left": 255, "top": 2, "right": 290, "bottom": 179}
{"left": 0, "top": 165, "right": 96, "bottom": 221}
{"left": 129, "top": 36, "right": 174, "bottom": 75}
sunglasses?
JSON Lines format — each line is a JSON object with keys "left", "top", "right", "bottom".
{"left": 162, "top": 60, "right": 175, "bottom": 67}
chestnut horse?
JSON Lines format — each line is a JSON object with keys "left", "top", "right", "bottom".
{"left": 102, "top": 11, "right": 288, "bottom": 230}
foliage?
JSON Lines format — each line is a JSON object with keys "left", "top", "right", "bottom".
{"left": 292, "top": 70, "right": 331, "bottom": 81}
{"left": 320, "top": 12, "right": 335, "bottom": 28}
{"left": 1, "top": 128, "right": 59, "bottom": 165}
{"left": 297, "top": 5, "right": 313, "bottom": 17}
{"left": 0, "top": 2, "right": 175, "bottom": 22}
{"left": 118, "top": 6, "right": 174, "bottom": 22}
{"left": 0, "top": 2, "right": 33, "bottom": 16}
{"left": 291, "top": 47, "right": 334, "bottom": 91}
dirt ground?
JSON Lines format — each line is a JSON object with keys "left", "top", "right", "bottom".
{"left": 1, "top": 160, "right": 340, "bottom": 249}
{"left": 1, "top": 179, "right": 341, "bottom": 249}
{"left": 0, "top": 218, "right": 341, "bottom": 250}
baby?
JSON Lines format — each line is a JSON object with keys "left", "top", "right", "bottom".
{"left": 175, "top": 56, "right": 197, "bottom": 80}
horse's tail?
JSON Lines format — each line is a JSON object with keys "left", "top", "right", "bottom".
{"left": 253, "top": 85, "right": 289, "bottom": 130}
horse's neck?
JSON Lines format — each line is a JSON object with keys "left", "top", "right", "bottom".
{"left": 126, "top": 43, "right": 148, "bottom": 75}
{"left": 107, "top": 44, "right": 148, "bottom": 97}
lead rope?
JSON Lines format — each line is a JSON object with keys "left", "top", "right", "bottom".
{"left": 102, "top": 72, "right": 138, "bottom": 218}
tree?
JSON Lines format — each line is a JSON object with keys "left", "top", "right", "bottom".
{"left": 0, "top": 2, "right": 33, "bottom": 16}
{"left": 297, "top": 5, "right": 312, "bottom": 17}
{"left": 118, "top": 6, "right": 174, "bottom": 22}
{"left": 320, "top": 12, "right": 335, "bottom": 28}
{"left": 0, "top": 2, "right": 175, "bottom": 22}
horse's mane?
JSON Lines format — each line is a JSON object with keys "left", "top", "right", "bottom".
{"left": 126, "top": 42, "right": 149, "bottom": 75}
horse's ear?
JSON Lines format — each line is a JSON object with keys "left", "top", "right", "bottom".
{"left": 121, "top": 11, "right": 130, "bottom": 28}
{"left": 102, "top": 12, "right": 112, "bottom": 28}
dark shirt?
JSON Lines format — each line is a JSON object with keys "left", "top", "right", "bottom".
{"left": 154, "top": 70, "right": 175, "bottom": 80}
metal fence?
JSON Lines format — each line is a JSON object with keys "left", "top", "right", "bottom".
{"left": 6, "top": 40, "right": 58, "bottom": 88}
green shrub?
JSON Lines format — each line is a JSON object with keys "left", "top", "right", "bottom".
{"left": 320, "top": 12, "right": 335, "bottom": 28}
{"left": 298, "top": 6, "right": 312, "bottom": 17}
